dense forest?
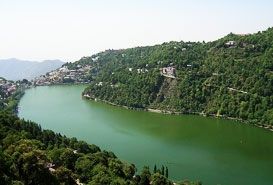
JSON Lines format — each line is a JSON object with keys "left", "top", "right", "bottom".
{"left": 0, "top": 85, "right": 200, "bottom": 184}
{"left": 73, "top": 28, "right": 273, "bottom": 127}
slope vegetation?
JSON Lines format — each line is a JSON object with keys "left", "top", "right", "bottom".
{"left": 74, "top": 28, "right": 273, "bottom": 126}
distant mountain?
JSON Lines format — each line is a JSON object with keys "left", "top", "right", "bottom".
{"left": 0, "top": 58, "right": 64, "bottom": 80}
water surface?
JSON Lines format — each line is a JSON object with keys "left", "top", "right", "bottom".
{"left": 18, "top": 85, "right": 273, "bottom": 185}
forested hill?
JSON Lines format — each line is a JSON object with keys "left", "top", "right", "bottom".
{"left": 72, "top": 27, "right": 273, "bottom": 126}
{"left": 2, "top": 111, "right": 201, "bottom": 185}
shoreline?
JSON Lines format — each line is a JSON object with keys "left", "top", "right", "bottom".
{"left": 32, "top": 82, "right": 89, "bottom": 87}
{"left": 20, "top": 84, "right": 273, "bottom": 133}
{"left": 83, "top": 93, "right": 273, "bottom": 132}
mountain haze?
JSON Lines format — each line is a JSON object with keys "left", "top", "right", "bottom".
{"left": 0, "top": 58, "right": 64, "bottom": 80}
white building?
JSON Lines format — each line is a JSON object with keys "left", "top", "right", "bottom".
{"left": 225, "top": 41, "right": 236, "bottom": 47}
{"left": 161, "top": 67, "right": 176, "bottom": 78}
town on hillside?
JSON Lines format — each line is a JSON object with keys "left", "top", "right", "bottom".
{"left": 33, "top": 64, "right": 93, "bottom": 86}
{"left": 0, "top": 78, "right": 17, "bottom": 100}
{"left": 32, "top": 58, "right": 179, "bottom": 86}
{"left": 0, "top": 78, "right": 30, "bottom": 110}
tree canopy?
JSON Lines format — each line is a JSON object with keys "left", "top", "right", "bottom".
{"left": 74, "top": 28, "right": 273, "bottom": 127}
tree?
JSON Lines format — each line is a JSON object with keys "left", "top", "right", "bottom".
{"left": 153, "top": 165, "right": 157, "bottom": 173}
{"left": 0, "top": 151, "right": 11, "bottom": 184}
{"left": 75, "top": 141, "right": 100, "bottom": 154}
{"left": 18, "top": 150, "right": 58, "bottom": 185}
{"left": 161, "top": 165, "right": 165, "bottom": 176}
{"left": 54, "top": 166, "right": 77, "bottom": 185}
{"left": 151, "top": 173, "right": 172, "bottom": 185}
{"left": 139, "top": 166, "right": 151, "bottom": 185}
{"left": 165, "top": 167, "right": 169, "bottom": 178}
{"left": 75, "top": 156, "right": 95, "bottom": 182}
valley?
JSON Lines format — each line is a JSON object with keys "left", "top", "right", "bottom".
{"left": 18, "top": 85, "right": 273, "bottom": 185}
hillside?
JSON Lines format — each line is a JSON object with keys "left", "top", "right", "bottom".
{"left": 71, "top": 28, "right": 273, "bottom": 126}
{"left": 0, "top": 78, "right": 27, "bottom": 112}
{"left": 0, "top": 59, "right": 64, "bottom": 80}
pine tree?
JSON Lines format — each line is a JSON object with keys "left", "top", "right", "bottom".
{"left": 165, "top": 167, "right": 169, "bottom": 178}
{"left": 161, "top": 165, "right": 165, "bottom": 176}
{"left": 153, "top": 164, "right": 157, "bottom": 173}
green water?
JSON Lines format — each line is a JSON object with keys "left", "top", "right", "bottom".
{"left": 18, "top": 85, "right": 273, "bottom": 185}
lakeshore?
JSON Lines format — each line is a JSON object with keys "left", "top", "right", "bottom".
{"left": 18, "top": 85, "right": 273, "bottom": 185}
{"left": 83, "top": 93, "right": 273, "bottom": 132}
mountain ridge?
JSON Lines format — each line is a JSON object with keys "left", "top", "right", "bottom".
{"left": 0, "top": 58, "right": 64, "bottom": 81}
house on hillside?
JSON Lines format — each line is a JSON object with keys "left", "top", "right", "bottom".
{"left": 59, "top": 66, "right": 69, "bottom": 73}
{"left": 137, "top": 68, "right": 148, "bottom": 74}
{"left": 225, "top": 41, "right": 236, "bottom": 47}
{"left": 92, "top": 56, "right": 100, "bottom": 62}
{"left": 160, "top": 67, "right": 176, "bottom": 78}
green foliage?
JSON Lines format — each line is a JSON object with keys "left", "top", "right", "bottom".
{"left": 176, "top": 180, "right": 202, "bottom": 185}
{"left": 80, "top": 27, "right": 273, "bottom": 126}
{"left": 54, "top": 166, "right": 76, "bottom": 185}
{"left": 139, "top": 166, "right": 151, "bottom": 185}
{"left": 151, "top": 173, "right": 172, "bottom": 185}
{"left": 0, "top": 111, "right": 188, "bottom": 184}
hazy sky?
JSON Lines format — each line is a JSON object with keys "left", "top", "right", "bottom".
{"left": 0, "top": 0, "right": 272, "bottom": 62}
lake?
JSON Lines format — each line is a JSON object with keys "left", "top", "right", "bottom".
{"left": 18, "top": 85, "right": 273, "bottom": 185}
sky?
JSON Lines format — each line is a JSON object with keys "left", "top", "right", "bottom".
{"left": 0, "top": 0, "right": 272, "bottom": 62}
